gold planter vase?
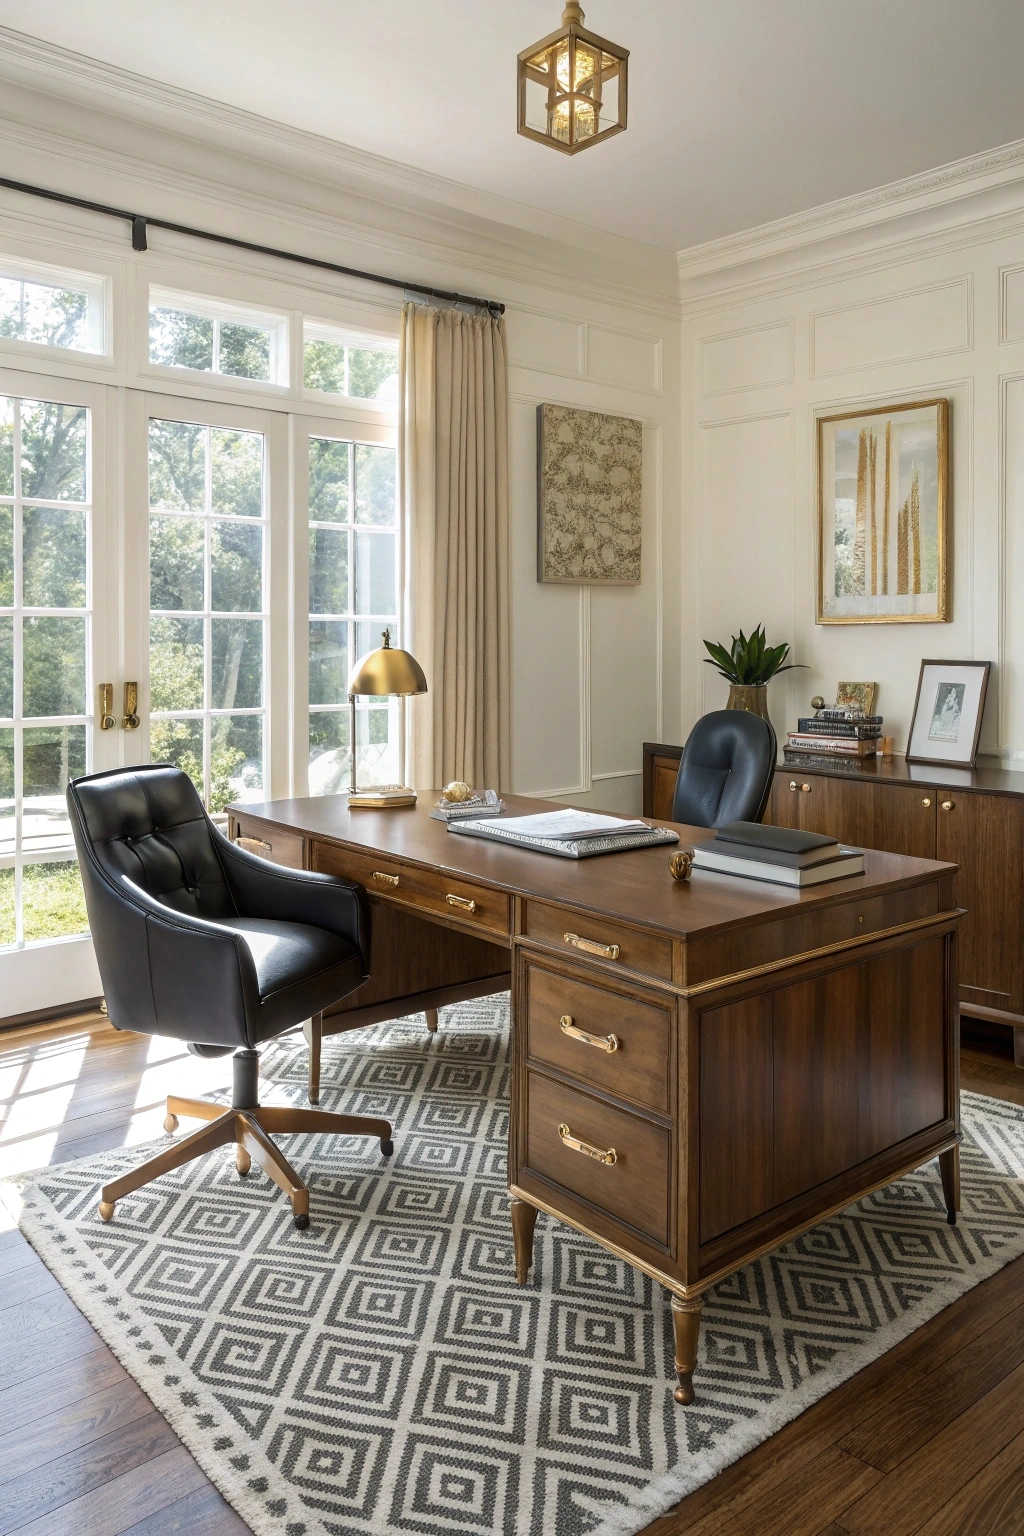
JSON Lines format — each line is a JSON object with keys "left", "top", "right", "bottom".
{"left": 726, "top": 683, "right": 770, "bottom": 719}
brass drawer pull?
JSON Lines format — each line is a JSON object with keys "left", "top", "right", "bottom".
{"left": 236, "top": 835, "right": 272, "bottom": 859}
{"left": 560, "top": 1014, "right": 619, "bottom": 1053}
{"left": 558, "top": 1122, "right": 617, "bottom": 1165}
{"left": 564, "top": 932, "right": 620, "bottom": 961}
{"left": 372, "top": 870, "right": 400, "bottom": 887}
{"left": 446, "top": 892, "right": 477, "bottom": 912}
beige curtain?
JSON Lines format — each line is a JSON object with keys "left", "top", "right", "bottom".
{"left": 400, "top": 303, "right": 511, "bottom": 791}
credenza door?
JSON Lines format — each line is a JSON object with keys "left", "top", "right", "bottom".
{"left": 769, "top": 770, "right": 937, "bottom": 859}
{"left": 936, "top": 789, "right": 1024, "bottom": 1015}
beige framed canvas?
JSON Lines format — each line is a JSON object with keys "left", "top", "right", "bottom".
{"left": 537, "top": 403, "right": 642, "bottom": 583}
{"left": 817, "top": 398, "right": 949, "bottom": 624}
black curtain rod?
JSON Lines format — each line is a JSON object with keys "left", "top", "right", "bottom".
{"left": 0, "top": 175, "right": 505, "bottom": 316}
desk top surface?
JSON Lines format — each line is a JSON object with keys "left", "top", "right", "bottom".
{"left": 231, "top": 792, "right": 956, "bottom": 942}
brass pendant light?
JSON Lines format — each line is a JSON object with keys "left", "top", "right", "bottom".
{"left": 517, "top": 2, "right": 628, "bottom": 155}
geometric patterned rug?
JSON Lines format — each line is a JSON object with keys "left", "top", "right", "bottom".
{"left": 10, "top": 994, "right": 1024, "bottom": 1536}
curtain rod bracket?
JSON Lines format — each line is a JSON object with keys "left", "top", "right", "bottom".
{"left": 131, "top": 216, "right": 148, "bottom": 252}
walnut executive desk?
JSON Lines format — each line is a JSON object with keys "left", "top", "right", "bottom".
{"left": 229, "top": 792, "right": 962, "bottom": 1406}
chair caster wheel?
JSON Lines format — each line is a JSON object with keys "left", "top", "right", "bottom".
{"left": 163, "top": 1114, "right": 179, "bottom": 1133}
{"left": 293, "top": 1212, "right": 310, "bottom": 1230}
{"left": 380, "top": 1138, "right": 394, "bottom": 1158}
{"left": 98, "top": 1201, "right": 115, "bottom": 1222}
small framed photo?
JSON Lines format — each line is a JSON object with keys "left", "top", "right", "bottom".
{"left": 906, "top": 660, "right": 991, "bottom": 768}
{"left": 835, "top": 681, "right": 877, "bottom": 715}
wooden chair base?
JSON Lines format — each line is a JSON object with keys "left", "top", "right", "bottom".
{"left": 99, "top": 1093, "right": 393, "bottom": 1229}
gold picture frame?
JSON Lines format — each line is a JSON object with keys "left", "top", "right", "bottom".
{"left": 817, "top": 398, "right": 949, "bottom": 624}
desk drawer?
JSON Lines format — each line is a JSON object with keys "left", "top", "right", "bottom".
{"left": 524, "top": 901, "right": 673, "bottom": 982}
{"left": 231, "top": 816, "right": 305, "bottom": 871}
{"left": 525, "top": 1071, "right": 670, "bottom": 1247}
{"left": 313, "top": 843, "right": 510, "bottom": 939}
{"left": 526, "top": 961, "right": 672, "bottom": 1115}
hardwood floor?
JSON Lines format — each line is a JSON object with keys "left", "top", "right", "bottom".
{"left": 0, "top": 1013, "right": 1022, "bottom": 1535}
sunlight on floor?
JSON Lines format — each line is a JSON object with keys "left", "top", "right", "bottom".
{"left": 0, "top": 1032, "right": 89, "bottom": 1178}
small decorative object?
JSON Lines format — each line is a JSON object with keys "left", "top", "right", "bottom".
{"left": 818, "top": 398, "right": 949, "bottom": 624}
{"left": 810, "top": 695, "right": 826, "bottom": 716}
{"left": 518, "top": 2, "right": 628, "bottom": 155}
{"left": 537, "top": 404, "right": 642, "bottom": 583}
{"left": 703, "top": 625, "right": 805, "bottom": 720}
{"left": 431, "top": 790, "right": 505, "bottom": 824}
{"left": 442, "top": 781, "right": 473, "bottom": 803}
{"left": 835, "top": 681, "right": 877, "bottom": 715}
{"left": 906, "top": 659, "right": 991, "bottom": 769}
{"left": 346, "top": 629, "right": 428, "bottom": 809}
{"left": 668, "top": 849, "right": 694, "bottom": 882}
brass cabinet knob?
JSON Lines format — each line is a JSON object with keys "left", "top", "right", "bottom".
{"left": 801, "top": 783, "right": 812, "bottom": 793}
{"left": 789, "top": 781, "right": 798, "bottom": 792}
{"left": 941, "top": 800, "right": 954, "bottom": 811}
{"left": 921, "top": 797, "right": 931, "bottom": 807}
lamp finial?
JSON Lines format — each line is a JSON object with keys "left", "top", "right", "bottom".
{"left": 561, "top": 0, "right": 584, "bottom": 21}
{"left": 382, "top": 628, "right": 391, "bottom": 648}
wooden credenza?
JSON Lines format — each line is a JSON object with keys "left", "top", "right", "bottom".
{"left": 644, "top": 742, "right": 1024, "bottom": 1047}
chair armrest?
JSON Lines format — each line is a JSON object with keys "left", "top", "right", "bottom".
{"left": 212, "top": 827, "right": 370, "bottom": 970}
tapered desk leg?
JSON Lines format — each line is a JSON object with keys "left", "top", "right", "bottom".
{"left": 939, "top": 1144, "right": 961, "bottom": 1226}
{"left": 304, "top": 1013, "right": 322, "bottom": 1105}
{"left": 511, "top": 1197, "right": 538, "bottom": 1285}
{"left": 670, "top": 1294, "right": 704, "bottom": 1405}
{"left": 425, "top": 1008, "right": 439, "bottom": 1034}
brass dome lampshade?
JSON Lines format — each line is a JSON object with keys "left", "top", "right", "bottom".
{"left": 517, "top": 1, "right": 628, "bottom": 155}
{"left": 346, "top": 628, "right": 428, "bottom": 809}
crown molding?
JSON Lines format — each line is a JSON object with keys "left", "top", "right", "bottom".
{"left": 0, "top": 26, "right": 680, "bottom": 318}
{"left": 677, "top": 138, "right": 1024, "bottom": 305}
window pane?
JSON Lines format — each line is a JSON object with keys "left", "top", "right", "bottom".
{"left": 22, "top": 725, "right": 86, "bottom": 853}
{"left": 150, "top": 617, "right": 204, "bottom": 711}
{"left": 356, "top": 701, "right": 399, "bottom": 787}
{"left": 149, "top": 307, "right": 213, "bottom": 371}
{"left": 309, "top": 710, "right": 349, "bottom": 796}
{"left": 150, "top": 516, "right": 204, "bottom": 611}
{"left": 0, "top": 618, "right": 11, "bottom": 718}
{"left": 211, "top": 522, "right": 262, "bottom": 612}
{"left": 23, "top": 508, "right": 87, "bottom": 608}
{"left": 309, "top": 438, "right": 350, "bottom": 523}
{"left": 23, "top": 617, "right": 86, "bottom": 717}
{"left": 0, "top": 728, "right": 13, "bottom": 854}
{"left": 0, "top": 505, "right": 12, "bottom": 604}
{"left": 20, "top": 401, "right": 87, "bottom": 502}
{"left": 349, "top": 348, "right": 398, "bottom": 403}
{"left": 355, "top": 620, "right": 395, "bottom": 665}
{"left": 210, "top": 714, "right": 263, "bottom": 811}
{"left": 354, "top": 529, "right": 395, "bottom": 614}
{"left": 212, "top": 619, "right": 262, "bottom": 710}
{"left": 22, "top": 859, "right": 89, "bottom": 942}
{"left": 0, "top": 868, "right": 13, "bottom": 947}
{"left": 219, "top": 323, "right": 271, "bottom": 381}
{"left": 149, "top": 420, "right": 205, "bottom": 512}
{"left": 0, "top": 278, "right": 93, "bottom": 352}
{"left": 211, "top": 429, "right": 263, "bottom": 518}
{"left": 303, "top": 338, "right": 347, "bottom": 395}
{"left": 354, "top": 444, "right": 395, "bottom": 527}
{"left": 309, "top": 527, "right": 348, "bottom": 614}
{"left": 150, "top": 717, "right": 203, "bottom": 793}
{"left": 0, "top": 397, "right": 13, "bottom": 497}
{"left": 309, "top": 620, "right": 349, "bottom": 706}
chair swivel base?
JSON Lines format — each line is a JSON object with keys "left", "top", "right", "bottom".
{"left": 98, "top": 1088, "right": 393, "bottom": 1230}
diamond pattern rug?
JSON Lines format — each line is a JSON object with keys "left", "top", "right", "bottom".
{"left": 10, "top": 995, "right": 1024, "bottom": 1536}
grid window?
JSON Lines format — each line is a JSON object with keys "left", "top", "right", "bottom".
{"left": 308, "top": 434, "right": 399, "bottom": 794}
{"left": 0, "top": 392, "right": 91, "bottom": 948}
{"left": 303, "top": 324, "right": 398, "bottom": 404}
{"left": 149, "top": 292, "right": 286, "bottom": 385}
{"left": 0, "top": 270, "right": 105, "bottom": 355}
{"left": 149, "top": 417, "right": 267, "bottom": 811}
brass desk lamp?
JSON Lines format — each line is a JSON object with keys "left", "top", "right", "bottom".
{"left": 347, "top": 629, "right": 428, "bottom": 808}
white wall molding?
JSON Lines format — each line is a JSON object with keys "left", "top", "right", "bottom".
{"left": 809, "top": 276, "right": 973, "bottom": 378}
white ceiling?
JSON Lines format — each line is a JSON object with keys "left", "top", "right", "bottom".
{"left": 4, "top": 0, "right": 1024, "bottom": 253}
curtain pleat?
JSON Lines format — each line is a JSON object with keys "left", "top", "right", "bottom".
{"left": 400, "top": 304, "right": 510, "bottom": 791}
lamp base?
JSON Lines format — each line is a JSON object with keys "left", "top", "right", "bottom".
{"left": 347, "top": 785, "right": 418, "bottom": 809}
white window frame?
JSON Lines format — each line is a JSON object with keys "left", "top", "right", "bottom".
{"left": 142, "top": 285, "right": 290, "bottom": 392}
{"left": 0, "top": 255, "right": 111, "bottom": 362}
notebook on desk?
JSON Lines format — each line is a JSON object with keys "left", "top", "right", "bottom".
{"left": 448, "top": 808, "right": 679, "bottom": 859}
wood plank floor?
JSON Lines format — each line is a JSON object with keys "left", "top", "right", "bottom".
{"left": 0, "top": 1014, "right": 1022, "bottom": 1536}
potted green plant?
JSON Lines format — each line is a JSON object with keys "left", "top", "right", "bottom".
{"left": 703, "top": 626, "right": 804, "bottom": 719}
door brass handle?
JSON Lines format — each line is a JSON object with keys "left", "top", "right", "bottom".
{"left": 564, "top": 932, "right": 620, "bottom": 960}
{"left": 801, "top": 783, "right": 812, "bottom": 792}
{"left": 560, "top": 1014, "right": 619, "bottom": 1053}
{"left": 98, "top": 683, "right": 116, "bottom": 731}
{"left": 122, "top": 681, "right": 140, "bottom": 730}
{"left": 921, "top": 798, "right": 931, "bottom": 807}
{"left": 372, "top": 871, "right": 400, "bottom": 887}
{"left": 558, "top": 1122, "right": 617, "bottom": 1165}
{"left": 446, "top": 892, "right": 477, "bottom": 912}
{"left": 789, "top": 781, "right": 798, "bottom": 791}
{"left": 941, "top": 800, "right": 954, "bottom": 811}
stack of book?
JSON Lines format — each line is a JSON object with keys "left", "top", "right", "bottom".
{"left": 691, "top": 821, "right": 864, "bottom": 887}
{"left": 784, "top": 708, "right": 891, "bottom": 767}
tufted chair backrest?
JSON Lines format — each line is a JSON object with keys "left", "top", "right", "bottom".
{"left": 71, "top": 764, "right": 237, "bottom": 921}
{"left": 671, "top": 710, "right": 777, "bottom": 829}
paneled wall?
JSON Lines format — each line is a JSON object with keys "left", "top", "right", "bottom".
{"left": 680, "top": 205, "right": 1024, "bottom": 758}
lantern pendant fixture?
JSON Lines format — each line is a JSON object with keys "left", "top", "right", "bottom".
{"left": 517, "top": 1, "right": 628, "bottom": 155}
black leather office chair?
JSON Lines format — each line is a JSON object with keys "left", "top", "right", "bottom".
{"left": 67, "top": 764, "right": 392, "bottom": 1229}
{"left": 671, "top": 710, "right": 777, "bottom": 828}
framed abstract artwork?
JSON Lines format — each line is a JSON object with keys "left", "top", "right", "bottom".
{"left": 537, "top": 403, "right": 642, "bottom": 583}
{"left": 817, "top": 398, "right": 949, "bottom": 624}
{"left": 906, "top": 659, "right": 990, "bottom": 768}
